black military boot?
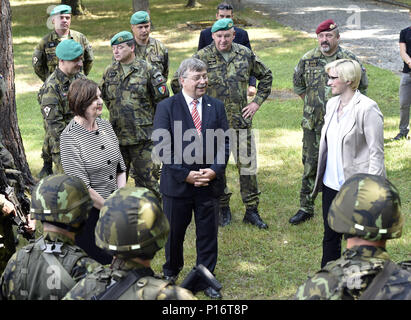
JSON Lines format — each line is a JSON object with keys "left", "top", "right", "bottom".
{"left": 38, "top": 160, "right": 53, "bottom": 179}
{"left": 219, "top": 206, "right": 232, "bottom": 227}
{"left": 289, "top": 209, "right": 313, "bottom": 225}
{"left": 243, "top": 207, "right": 268, "bottom": 229}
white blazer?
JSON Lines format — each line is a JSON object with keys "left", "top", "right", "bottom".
{"left": 312, "top": 90, "right": 386, "bottom": 197}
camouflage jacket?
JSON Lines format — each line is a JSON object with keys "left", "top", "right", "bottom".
{"left": 38, "top": 68, "right": 86, "bottom": 154}
{"left": 293, "top": 46, "right": 368, "bottom": 131}
{"left": 135, "top": 37, "right": 169, "bottom": 80}
{"left": 32, "top": 30, "right": 94, "bottom": 82}
{"left": 0, "top": 232, "right": 100, "bottom": 300}
{"left": 172, "top": 43, "right": 273, "bottom": 129}
{"left": 294, "top": 245, "right": 411, "bottom": 300}
{"left": 100, "top": 58, "right": 169, "bottom": 145}
{"left": 63, "top": 258, "right": 196, "bottom": 300}
{"left": 0, "top": 74, "right": 5, "bottom": 103}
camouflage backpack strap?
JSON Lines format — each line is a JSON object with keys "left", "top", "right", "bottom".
{"left": 39, "top": 238, "right": 76, "bottom": 290}
{"left": 93, "top": 268, "right": 153, "bottom": 300}
{"left": 17, "top": 240, "right": 37, "bottom": 298}
{"left": 59, "top": 244, "right": 88, "bottom": 278}
{"left": 359, "top": 260, "right": 400, "bottom": 300}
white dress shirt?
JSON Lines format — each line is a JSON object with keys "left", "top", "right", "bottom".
{"left": 182, "top": 89, "right": 203, "bottom": 121}
{"left": 323, "top": 96, "right": 355, "bottom": 191}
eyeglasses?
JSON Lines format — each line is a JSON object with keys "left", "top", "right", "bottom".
{"left": 217, "top": 3, "right": 233, "bottom": 10}
{"left": 186, "top": 74, "right": 208, "bottom": 81}
{"left": 328, "top": 75, "right": 339, "bottom": 81}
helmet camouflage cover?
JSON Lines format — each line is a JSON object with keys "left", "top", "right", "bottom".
{"left": 95, "top": 187, "right": 169, "bottom": 260}
{"left": 30, "top": 174, "right": 91, "bottom": 227}
{"left": 328, "top": 173, "right": 404, "bottom": 241}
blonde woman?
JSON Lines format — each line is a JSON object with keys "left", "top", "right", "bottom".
{"left": 312, "top": 59, "right": 385, "bottom": 268}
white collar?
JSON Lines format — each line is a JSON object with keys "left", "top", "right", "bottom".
{"left": 182, "top": 90, "right": 203, "bottom": 106}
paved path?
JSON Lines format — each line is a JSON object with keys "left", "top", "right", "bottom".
{"left": 242, "top": 0, "right": 411, "bottom": 73}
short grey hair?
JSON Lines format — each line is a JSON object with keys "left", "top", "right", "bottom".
{"left": 177, "top": 58, "right": 207, "bottom": 79}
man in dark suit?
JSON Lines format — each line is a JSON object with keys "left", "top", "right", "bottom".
{"left": 152, "top": 58, "right": 230, "bottom": 299}
{"left": 198, "top": 2, "right": 256, "bottom": 96}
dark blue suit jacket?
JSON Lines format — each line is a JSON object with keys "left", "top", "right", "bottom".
{"left": 198, "top": 26, "right": 256, "bottom": 87}
{"left": 153, "top": 92, "right": 230, "bottom": 198}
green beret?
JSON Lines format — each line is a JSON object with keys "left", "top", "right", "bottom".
{"left": 111, "top": 31, "right": 134, "bottom": 46}
{"left": 56, "top": 40, "right": 83, "bottom": 61}
{"left": 211, "top": 18, "right": 234, "bottom": 33}
{"left": 50, "top": 4, "right": 72, "bottom": 16}
{"left": 130, "top": 11, "right": 150, "bottom": 25}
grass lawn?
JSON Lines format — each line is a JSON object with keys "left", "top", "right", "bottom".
{"left": 9, "top": 0, "right": 411, "bottom": 300}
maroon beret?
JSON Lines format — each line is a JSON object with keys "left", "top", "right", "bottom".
{"left": 316, "top": 19, "right": 338, "bottom": 34}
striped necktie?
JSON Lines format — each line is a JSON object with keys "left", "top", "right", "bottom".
{"left": 191, "top": 99, "right": 202, "bottom": 136}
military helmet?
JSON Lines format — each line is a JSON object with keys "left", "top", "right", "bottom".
{"left": 95, "top": 187, "right": 169, "bottom": 260}
{"left": 30, "top": 174, "right": 91, "bottom": 228}
{"left": 328, "top": 173, "right": 404, "bottom": 241}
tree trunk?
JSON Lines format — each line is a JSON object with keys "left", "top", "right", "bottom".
{"left": 61, "top": 0, "right": 85, "bottom": 15}
{"left": 132, "top": 0, "right": 149, "bottom": 12}
{"left": 0, "top": 0, "right": 35, "bottom": 187}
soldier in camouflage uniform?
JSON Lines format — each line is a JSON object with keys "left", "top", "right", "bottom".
{"left": 32, "top": 5, "right": 93, "bottom": 82}
{"left": 38, "top": 39, "right": 86, "bottom": 174}
{"left": 0, "top": 174, "right": 101, "bottom": 300}
{"left": 33, "top": 5, "right": 93, "bottom": 179}
{"left": 100, "top": 31, "right": 169, "bottom": 201}
{"left": 0, "top": 143, "right": 18, "bottom": 275}
{"left": 295, "top": 173, "right": 411, "bottom": 300}
{"left": 290, "top": 19, "right": 368, "bottom": 225}
{"left": 0, "top": 77, "right": 33, "bottom": 274}
{"left": 63, "top": 187, "right": 196, "bottom": 300}
{"left": 171, "top": 19, "right": 272, "bottom": 229}
{"left": 130, "top": 11, "right": 169, "bottom": 80}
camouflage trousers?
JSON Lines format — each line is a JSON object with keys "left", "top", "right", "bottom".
{"left": 0, "top": 217, "right": 16, "bottom": 275}
{"left": 120, "top": 140, "right": 161, "bottom": 201}
{"left": 41, "top": 119, "right": 52, "bottom": 164}
{"left": 51, "top": 152, "right": 64, "bottom": 174}
{"left": 220, "top": 127, "right": 260, "bottom": 209}
{"left": 299, "top": 128, "right": 321, "bottom": 215}
{"left": 41, "top": 119, "right": 63, "bottom": 174}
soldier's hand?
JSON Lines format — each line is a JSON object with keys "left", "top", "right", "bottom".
{"left": 1, "top": 199, "right": 15, "bottom": 216}
{"left": 242, "top": 102, "right": 260, "bottom": 119}
{"left": 247, "top": 86, "right": 257, "bottom": 97}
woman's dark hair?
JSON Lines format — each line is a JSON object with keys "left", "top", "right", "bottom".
{"left": 68, "top": 78, "right": 99, "bottom": 117}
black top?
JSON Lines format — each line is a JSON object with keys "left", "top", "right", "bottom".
{"left": 399, "top": 26, "right": 411, "bottom": 73}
